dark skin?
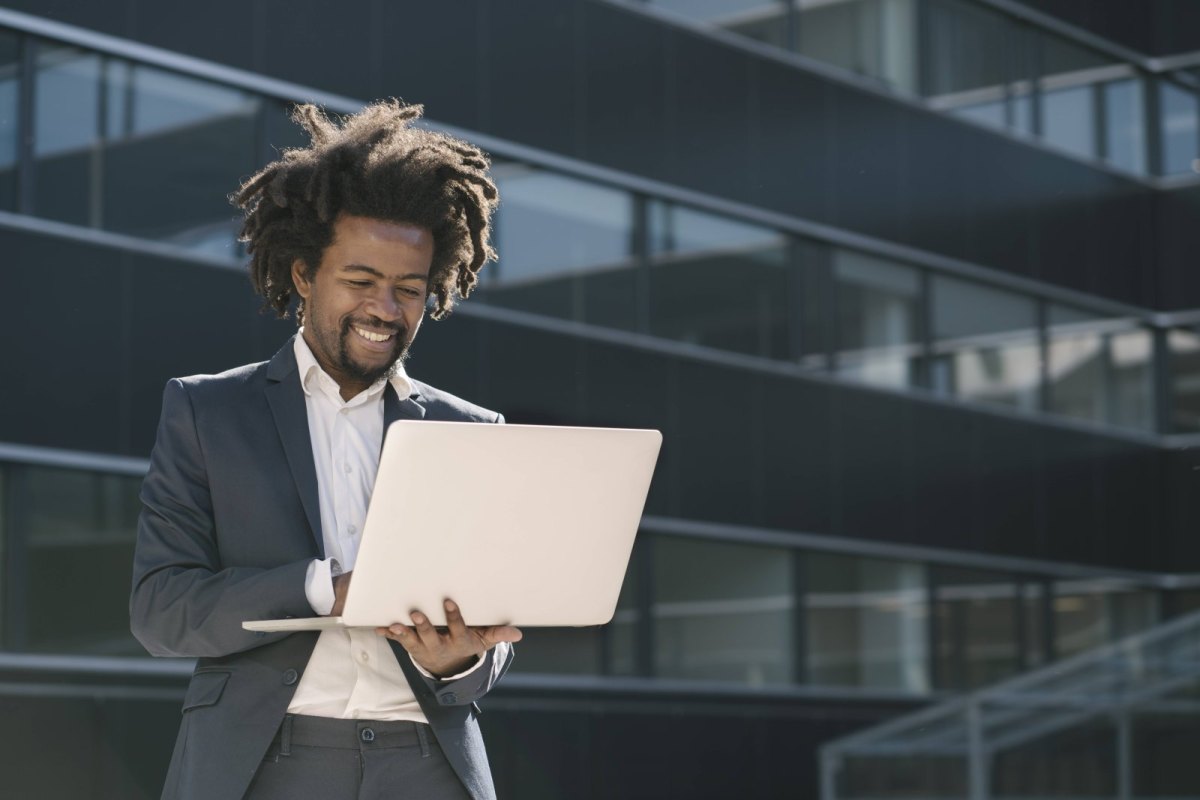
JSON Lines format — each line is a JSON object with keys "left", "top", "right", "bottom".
{"left": 300, "top": 214, "right": 522, "bottom": 677}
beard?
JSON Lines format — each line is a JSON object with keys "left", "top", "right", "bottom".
{"left": 334, "top": 315, "right": 411, "bottom": 386}
{"left": 304, "top": 301, "right": 412, "bottom": 390}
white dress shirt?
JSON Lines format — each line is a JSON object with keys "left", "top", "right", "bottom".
{"left": 286, "top": 332, "right": 479, "bottom": 721}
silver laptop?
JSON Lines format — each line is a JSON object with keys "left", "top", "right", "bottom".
{"left": 244, "top": 420, "right": 662, "bottom": 631}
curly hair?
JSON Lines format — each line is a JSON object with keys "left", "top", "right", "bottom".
{"left": 232, "top": 99, "right": 499, "bottom": 322}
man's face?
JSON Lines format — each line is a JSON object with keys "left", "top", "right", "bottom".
{"left": 291, "top": 214, "right": 434, "bottom": 400}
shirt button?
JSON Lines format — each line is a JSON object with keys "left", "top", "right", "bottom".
{"left": 344, "top": 463, "right": 352, "bottom": 474}
{"left": 440, "top": 692, "right": 458, "bottom": 705}
{"left": 347, "top": 525, "right": 357, "bottom": 535}
{"left": 359, "top": 651, "right": 370, "bottom": 663}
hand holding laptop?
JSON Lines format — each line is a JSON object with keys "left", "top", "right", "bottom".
{"left": 332, "top": 572, "right": 521, "bottom": 678}
{"left": 375, "top": 598, "right": 523, "bottom": 678}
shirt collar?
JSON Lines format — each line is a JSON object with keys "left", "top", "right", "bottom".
{"left": 293, "top": 330, "right": 414, "bottom": 403}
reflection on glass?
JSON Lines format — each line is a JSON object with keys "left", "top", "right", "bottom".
{"left": 12, "top": 464, "right": 143, "bottom": 654}
{"left": 101, "top": 60, "right": 258, "bottom": 253}
{"left": 33, "top": 44, "right": 101, "bottom": 225}
{"left": 649, "top": 0, "right": 790, "bottom": 48}
{"left": 952, "top": 99, "right": 1004, "bottom": 128}
{"left": 487, "top": 164, "right": 637, "bottom": 328}
{"left": 0, "top": 30, "right": 18, "bottom": 210}
{"left": 653, "top": 537, "right": 793, "bottom": 685}
{"left": 923, "top": 0, "right": 1032, "bottom": 131}
{"left": 1022, "top": 581, "right": 1047, "bottom": 668}
{"left": 1054, "top": 580, "right": 1158, "bottom": 659}
{"left": 1042, "top": 85, "right": 1095, "bottom": 158}
{"left": 933, "top": 567, "right": 1019, "bottom": 689}
{"left": 1104, "top": 78, "right": 1145, "bottom": 173}
{"left": 1038, "top": 38, "right": 1114, "bottom": 160}
{"left": 1046, "top": 305, "right": 1156, "bottom": 430}
{"left": 832, "top": 250, "right": 921, "bottom": 388}
{"left": 1169, "top": 327, "right": 1200, "bottom": 433}
{"left": 1160, "top": 79, "right": 1199, "bottom": 175}
{"left": 31, "top": 43, "right": 258, "bottom": 251}
{"left": 607, "top": 553, "right": 640, "bottom": 676}
{"left": 930, "top": 276, "right": 1040, "bottom": 411}
{"left": 806, "top": 552, "right": 928, "bottom": 692}
{"left": 34, "top": 45, "right": 100, "bottom": 157}
{"left": 796, "top": 0, "right": 918, "bottom": 93}
{"left": 1108, "top": 326, "right": 1154, "bottom": 431}
{"left": 649, "top": 201, "right": 792, "bottom": 358}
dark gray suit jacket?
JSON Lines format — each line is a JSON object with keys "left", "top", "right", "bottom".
{"left": 130, "top": 337, "right": 513, "bottom": 800}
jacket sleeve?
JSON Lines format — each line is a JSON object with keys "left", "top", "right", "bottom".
{"left": 130, "top": 379, "right": 315, "bottom": 658}
{"left": 396, "top": 641, "right": 515, "bottom": 707}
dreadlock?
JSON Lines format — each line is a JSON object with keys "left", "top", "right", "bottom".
{"left": 233, "top": 99, "right": 498, "bottom": 322}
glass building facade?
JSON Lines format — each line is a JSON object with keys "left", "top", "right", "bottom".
{"left": 635, "top": 0, "right": 1200, "bottom": 178}
{"left": 2, "top": 1, "right": 1199, "bottom": 797}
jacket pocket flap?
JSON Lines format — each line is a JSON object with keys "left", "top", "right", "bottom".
{"left": 182, "top": 671, "right": 230, "bottom": 713}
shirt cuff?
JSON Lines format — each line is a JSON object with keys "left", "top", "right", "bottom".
{"left": 304, "top": 557, "right": 341, "bottom": 615}
{"left": 412, "top": 653, "right": 486, "bottom": 682}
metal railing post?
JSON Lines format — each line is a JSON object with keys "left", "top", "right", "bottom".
{"left": 966, "top": 697, "right": 990, "bottom": 800}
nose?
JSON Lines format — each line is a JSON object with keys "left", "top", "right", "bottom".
{"left": 368, "top": 286, "right": 402, "bottom": 322}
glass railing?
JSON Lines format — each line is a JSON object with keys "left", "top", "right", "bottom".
{"left": 820, "top": 604, "right": 1200, "bottom": 799}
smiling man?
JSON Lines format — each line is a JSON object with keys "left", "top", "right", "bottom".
{"left": 130, "top": 100, "right": 518, "bottom": 800}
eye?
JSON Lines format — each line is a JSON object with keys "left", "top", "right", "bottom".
{"left": 345, "top": 280, "right": 371, "bottom": 288}
{"left": 398, "top": 286, "right": 424, "bottom": 298}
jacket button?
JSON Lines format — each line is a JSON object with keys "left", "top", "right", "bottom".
{"left": 440, "top": 692, "right": 457, "bottom": 705}
{"left": 282, "top": 669, "right": 298, "bottom": 685}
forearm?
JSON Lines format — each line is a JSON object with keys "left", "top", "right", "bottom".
{"left": 131, "top": 555, "right": 313, "bottom": 658}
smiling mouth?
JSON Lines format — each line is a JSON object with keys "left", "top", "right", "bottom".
{"left": 352, "top": 326, "right": 395, "bottom": 343}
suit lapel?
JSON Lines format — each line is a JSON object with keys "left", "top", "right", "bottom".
{"left": 264, "top": 337, "right": 325, "bottom": 558}
{"left": 382, "top": 381, "right": 426, "bottom": 452}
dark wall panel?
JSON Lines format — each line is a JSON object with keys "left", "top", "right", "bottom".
{"left": 1155, "top": 185, "right": 1200, "bottom": 310}
{"left": 760, "top": 371, "right": 834, "bottom": 533}
{"left": 662, "top": 29, "right": 756, "bottom": 203}
{"left": 752, "top": 59, "right": 835, "bottom": 223}
{"left": 672, "top": 360, "right": 761, "bottom": 524}
{"left": 0, "top": 227, "right": 293, "bottom": 457}
{"left": 483, "top": 3, "right": 582, "bottom": 157}
{"left": 831, "top": 389, "right": 917, "bottom": 544}
{"left": 971, "top": 416, "right": 1043, "bottom": 557}
{"left": 0, "top": 231, "right": 127, "bottom": 454}
{"left": 830, "top": 89, "right": 908, "bottom": 247}
{"left": 369, "top": 0, "right": 487, "bottom": 130}
{"left": 578, "top": 3, "right": 670, "bottom": 177}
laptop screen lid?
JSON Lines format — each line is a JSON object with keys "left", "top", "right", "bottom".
{"left": 247, "top": 420, "right": 661, "bottom": 631}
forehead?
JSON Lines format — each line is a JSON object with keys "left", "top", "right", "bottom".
{"left": 325, "top": 215, "right": 434, "bottom": 272}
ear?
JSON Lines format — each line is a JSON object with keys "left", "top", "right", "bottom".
{"left": 291, "top": 259, "right": 312, "bottom": 300}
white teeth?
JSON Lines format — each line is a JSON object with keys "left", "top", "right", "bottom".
{"left": 353, "top": 327, "right": 393, "bottom": 343}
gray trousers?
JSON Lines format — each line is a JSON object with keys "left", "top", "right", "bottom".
{"left": 243, "top": 715, "right": 472, "bottom": 800}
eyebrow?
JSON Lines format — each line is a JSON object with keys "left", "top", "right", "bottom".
{"left": 341, "top": 264, "right": 428, "bottom": 282}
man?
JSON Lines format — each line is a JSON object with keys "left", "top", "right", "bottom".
{"left": 130, "top": 100, "right": 520, "bottom": 800}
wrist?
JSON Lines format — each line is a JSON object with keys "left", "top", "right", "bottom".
{"left": 432, "top": 654, "right": 479, "bottom": 679}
